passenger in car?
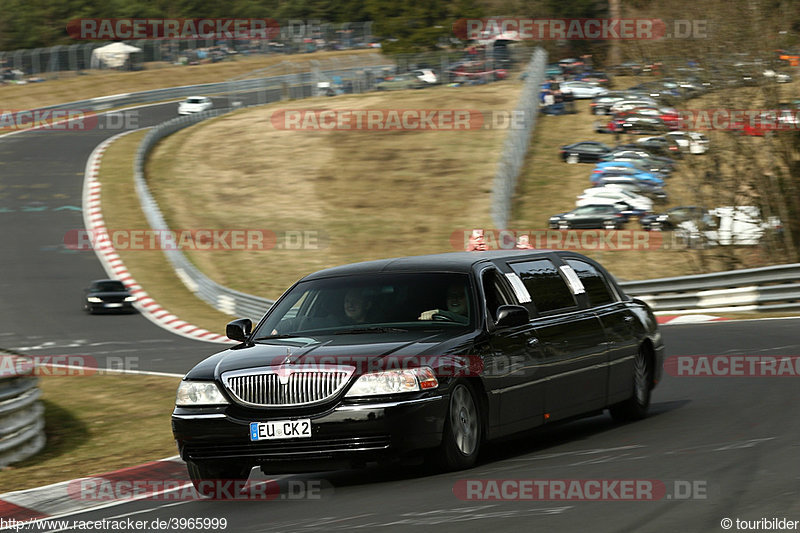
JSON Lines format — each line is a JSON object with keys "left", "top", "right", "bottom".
{"left": 343, "top": 288, "right": 373, "bottom": 324}
{"left": 418, "top": 283, "right": 470, "bottom": 324}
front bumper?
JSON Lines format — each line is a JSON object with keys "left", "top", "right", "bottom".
{"left": 87, "top": 301, "right": 135, "bottom": 313}
{"left": 172, "top": 394, "right": 448, "bottom": 472}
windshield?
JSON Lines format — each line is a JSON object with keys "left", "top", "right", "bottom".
{"left": 253, "top": 272, "right": 475, "bottom": 338}
{"left": 92, "top": 281, "right": 126, "bottom": 292}
{"left": 185, "top": 98, "right": 204, "bottom": 104}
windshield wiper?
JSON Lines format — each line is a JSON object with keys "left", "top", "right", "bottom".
{"left": 252, "top": 334, "right": 301, "bottom": 341}
{"left": 333, "top": 326, "right": 408, "bottom": 335}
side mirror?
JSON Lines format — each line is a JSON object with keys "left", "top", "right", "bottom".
{"left": 226, "top": 318, "right": 253, "bottom": 342}
{"left": 495, "top": 305, "right": 530, "bottom": 328}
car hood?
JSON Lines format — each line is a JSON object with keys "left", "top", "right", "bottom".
{"left": 187, "top": 329, "right": 476, "bottom": 380}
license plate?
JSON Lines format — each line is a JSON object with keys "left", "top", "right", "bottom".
{"left": 249, "top": 419, "right": 311, "bottom": 441}
{"left": 105, "top": 303, "right": 123, "bottom": 308}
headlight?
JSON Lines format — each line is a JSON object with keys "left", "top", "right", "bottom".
{"left": 176, "top": 381, "right": 229, "bottom": 406}
{"left": 87, "top": 297, "right": 102, "bottom": 303}
{"left": 345, "top": 367, "right": 438, "bottom": 397}
{"left": 124, "top": 296, "right": 136, "bottom": 302}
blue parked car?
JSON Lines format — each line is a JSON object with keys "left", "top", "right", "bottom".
{"left": 591, "top": 165, "right": 665, "bottom": 186}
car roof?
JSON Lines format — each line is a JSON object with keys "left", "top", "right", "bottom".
{"left": 302, "top": 250, "right": 566, "bottom": 280}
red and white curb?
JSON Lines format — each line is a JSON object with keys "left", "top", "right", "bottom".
{"left": 82, "top": 133, "right": 234, "bottom": 344}
{"left": 656, "top": 314, "right": 729, "bottom": 325}
{"left": 0, "top": 456, "right": 189, "bottom": 524}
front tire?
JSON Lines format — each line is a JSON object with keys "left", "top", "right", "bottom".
{"left": 436, "top": 381, "right": 482, "bottom": 470}
{"left": 609, "top": 345, "right": 652, "bottom": 422}
{"left": 186, "top": 460, "right": 252, "bottom": 498}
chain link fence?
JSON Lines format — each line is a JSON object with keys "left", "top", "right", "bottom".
{"left": 0, "top": 21, "right": 375, "bottom": 78}
{"left": 490, "top": 47, "right": 548, "bottom": 229}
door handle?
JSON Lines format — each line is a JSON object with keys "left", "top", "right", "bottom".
{"left": 624, "top": 315, "right": 634, "bottom": 322}
{"left": 527, "top": 337, "right": 539, "bottom": 346}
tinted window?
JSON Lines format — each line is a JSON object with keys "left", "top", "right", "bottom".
{"left": 509, "top": 259, "right": 575, "bottom": 313}
{"left": 565, "top": 259, "right": 616, "bottom": 306}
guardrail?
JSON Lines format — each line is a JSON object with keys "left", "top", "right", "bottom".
{"left": 133, "top": 61, "right": 392, "bottom": 321}
{"left": 18, "top": 53, "right": 390, "bottom": 113}
{"left": 0, "top": 352, "right": 45, "bottom": 468}
{"left": 619, "top": 263, "right": 800, "bottom": 313}
{"left": 490, "top": 47, "right": 547, "bottom": 229}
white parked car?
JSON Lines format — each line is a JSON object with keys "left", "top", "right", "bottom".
{"left": 559, "top": 81, "right": 608, "bottom": 99}
{"left": 608, "top": 99, "right": 658, "bottom": 114}
{"left": 178, "top": 96, "right": 213, "bottom": 115}
{"left": 577, "top": 187, "right": 654, "bottom": 213}
{"left": 664, "top": 131, "right": 710, "bottom": 154}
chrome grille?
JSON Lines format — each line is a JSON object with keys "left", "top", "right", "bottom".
{"left": 223, "top": 366, "right": 354, "bottom": 407}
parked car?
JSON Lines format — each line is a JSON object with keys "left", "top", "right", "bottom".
{"left": 558, "top": 81, "right": 608, "bottom": 99}
{"left": 640, "top": 206, "right": 710, "bottom": 231}
{"left": 601, "top": 149, "right": 675, "bottom": 174}
{"left": 663, "top": 131, "right": 710, "bottom": 154}
{"left": 172, "top": 251, "right": 664, "bottom": 492}
{"left": 590, "top": 93, "right": 630, "bottom": 115}
{"left": 376, "top": 73, "right": 427, "bottom": 90}
{"left": 600, "top": 181, "right": 669, "bottom": 203}
{"left": 577, "top": 187, "right": 654, "bottom": 213}
{"left": 592, "top": 163, "right": 665, "bottom": 186}
{"left": 83, "top": 279, "right": 136, "bottom": 314}
{"left": 178, "top": 96, "right": 213, "bottom": 115}
{"left": 634, "top": 136, "right": 684, "bottom": 158}
{"left": 549, "top": 204, "right": 629, "bottom": 229}
{"left": 608, "top": 99, "right": 659, "bottom": 115}
{"left": 560, "top": 141, "right": 613, "bottom": 163}
{"left": 614, "top": 115, "right": 670, "bottom": 135}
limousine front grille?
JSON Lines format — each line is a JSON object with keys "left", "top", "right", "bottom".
{"left": 223, "top": 366, "right": 354, "bottom": 407}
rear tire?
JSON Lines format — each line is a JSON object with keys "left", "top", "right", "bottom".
{"left": 186, "top": 460, "right": 252, "bottom": 498}
{"left": 436, "top": 381, "right": 482, "bottom": 470}
{"left": 609, "top": 345, "right": 652, "bottom": 422}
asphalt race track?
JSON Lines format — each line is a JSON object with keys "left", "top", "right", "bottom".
{"left": 2, "top": 99, "right": 799, "bottom": 532}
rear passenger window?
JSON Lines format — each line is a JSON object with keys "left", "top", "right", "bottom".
{"left": 565, "top": 259, "right": 616, "bottom": 306}
{"left": 508, "top": 259, "right": 576, "bottom": 313}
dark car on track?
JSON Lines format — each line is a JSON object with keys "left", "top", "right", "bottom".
{"left": 172, "top": 251, "right": 664, "bottom": 492}
{"left": 548, "top": 204, "right": 629, "bottom": 229}
{"left": 82, "top": 279, "right": 136, "bottom": 314}
{"left": 560, "top": 141, "right": 614, "bottom": 164}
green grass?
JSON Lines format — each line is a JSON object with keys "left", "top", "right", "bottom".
{"left": 0, "top": 373, "right": 180, "bottom": 493}
{"left": 99, "top": 131, "right": 237, "bottom": 333}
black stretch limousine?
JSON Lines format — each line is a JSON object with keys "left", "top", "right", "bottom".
{"left": 172, "top": 251, "right": 664, "bottom": 491}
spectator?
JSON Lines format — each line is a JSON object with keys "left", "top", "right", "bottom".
{"left": 515, "top": 235, "right": 534, "bottom": 249}
{"left": 466, "top": 229, "right": 488, "bottom": 251}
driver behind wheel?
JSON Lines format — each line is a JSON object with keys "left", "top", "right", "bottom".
{"left": 418, "top": 283, "right": 469, "bottom": 324}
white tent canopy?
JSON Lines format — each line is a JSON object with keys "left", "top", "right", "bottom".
{"left": 90, "top": 42, "right": 143, "bottom": 69}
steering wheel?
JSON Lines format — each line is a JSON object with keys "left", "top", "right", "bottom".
{"left": 432, "top": 312, "right": 455, "bottom": 322}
